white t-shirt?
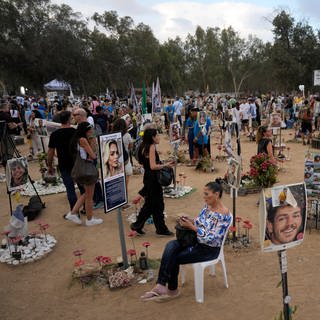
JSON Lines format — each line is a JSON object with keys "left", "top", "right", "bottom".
{"left": 173, "top": 100, "right": 183, "bottom": 115}
{"left": 123, "top": 132, "right": 132, "bottom": 153}
{"left": 232, "top": 107, "right": 241, "bottom": 124}
{"left": 240, "top": 103, "right": 250, "bottom": 120}
{"left": 87, "top": 116, "right": 94, "bottom": 126}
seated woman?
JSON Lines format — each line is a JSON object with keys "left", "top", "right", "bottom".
{"left": 140, "top": 180, "right": 232, "bottom": 301}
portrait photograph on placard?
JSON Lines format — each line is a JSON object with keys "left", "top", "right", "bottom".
{"left": 260, "top": 183, "right": 307, "bottom": 253}
{"left": 269, "top": 112, "right": 282, "bottom": 128}
{"left": 227, "top": 157, "right": 240, "bottom": 188}
{"left": 6, "top": 157, "right": 29, "bottom": 191}
{"left": 304, "top": 152, "right": 320, "bottom": 196}
{"left": 99, "top": 132, "right": 127, "bottom": 212}
{"left": 169, "top": 122, "right": 181, "bottom": 144}
{"left": 197, "top": 111, "right": 207, "bottom": 127}
{"left": 34, "top": 118, "right": 48, "bottom": 137}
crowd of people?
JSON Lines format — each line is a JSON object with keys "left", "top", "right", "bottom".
{"left": 0, "top": 90, "right": 315, "bottom": 300}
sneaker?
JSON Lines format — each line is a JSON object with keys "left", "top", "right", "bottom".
{"left": 156, "top": 230, "right": 174, "bottom": 236}
{"left": 86, "top": 217, "right": 103, "bottom": 226}
{"left": 65, "top": 212, "right": 82, "bottom": 225}
{"left": 93, "top": 202, "right": 104, "bottom": 210}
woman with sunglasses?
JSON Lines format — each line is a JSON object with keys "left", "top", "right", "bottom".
{"left": 140, "top": 179, "right": 231, "bottom": 301}
{"left": 65, "top": 122, "right": 103, "bottom": 226}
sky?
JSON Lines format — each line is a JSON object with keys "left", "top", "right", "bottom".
{"left": 51, "top": 0, "right": 320, "bottom": 42}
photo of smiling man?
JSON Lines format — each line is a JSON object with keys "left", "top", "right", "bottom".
{"left": 261, "top": 183, "right": 307, "bottom": 252}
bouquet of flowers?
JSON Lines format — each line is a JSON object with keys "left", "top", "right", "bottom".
{"left": 249, "top": 153, "right": 278, "bottom": 188}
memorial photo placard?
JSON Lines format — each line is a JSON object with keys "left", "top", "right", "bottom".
{"left": 259, "top": 183, "right": 307, "bottom": 253}
{"left": 6, "top": 157, "right": 29, "bottom": 191}
{"left": 98, "top": 132, "right": 127, "bottom": 212}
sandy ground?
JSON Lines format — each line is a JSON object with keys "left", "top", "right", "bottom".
{"left": 0, "top": 129, "right": 319, "bottom": 320}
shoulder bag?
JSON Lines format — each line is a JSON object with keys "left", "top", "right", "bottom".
{"left": 71, "top": 152, "right": 99, "bottom": 185}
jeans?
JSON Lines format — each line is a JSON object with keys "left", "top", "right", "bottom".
{"left": 157, "top": 240, "right": 220, "bottom": 290}
{"left": 60, "top": 169, "right": 84, "bottom": 210}
{"left": 187, "top": 130, "right": 194, "bottom": 160}
{"left": 131, "top": 172, "right": 169, "bottom": 233}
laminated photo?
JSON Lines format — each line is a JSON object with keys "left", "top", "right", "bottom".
{"left": 6, "top": 157, "right": 29, "bottom": 191}
{"left": 269, "top": 112, "right": 282, "bottom": 128}
{"left": 227, "top": 157, "right": 240, "bottom": 189}
{"left": 98, "top": 132, "right": 127, "bottom": 212}
{"left": 260, "top": 183, "right": 307, "bottom": 252}
{"left": 169, "top": 122, "right": 181, "bottom": 144}
{"left": 34, "top": 118, "right": 48, "bottom": 137}
{"left": 197, "top": 111, "right": 207, "bottom": 127}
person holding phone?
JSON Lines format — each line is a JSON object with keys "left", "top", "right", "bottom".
{"left": 140, "top": 180, "right": 231, "bottom": 301}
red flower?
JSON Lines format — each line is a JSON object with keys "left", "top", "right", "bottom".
{"left": 128, "top": 230, "right": 137, "bottom": 238}
{"left": 29, "top": 231, "right": 38, "bottom": 237}
{"left": 142, "top": 242, "right": 151, "bottom": 248}
{"left": 11, "top": 236, "right": 22, "bottom": 244}
{"left": 1, "top": 230, "right": 10, "bottom": 236}
{"left": 73, "top": 249, "right": 84, "bottom": 257}
{"left": 74, "top": 259, "right": 85, "bottom": 267}
{"left": 95, "top": 255, "right": 103, "bottom": 263}
{"left": 127, "top": 249, "right": 136, "bottom": 256}
{"left": 101, "top": 256, "right": 112, "bottom": 265}
{"left": 40, "top": 224, "right": 49, "bottom": 230}
{"left": 229, "top": 226, "right": 237, "bottom": 232}
{"left": 243, "top": 219, "right": 251, "bottom": 224}
{"left": 243, "top": 222, "right": 253, "bottom": 229}
{"left": 235, "top": 217, "right": 242, "bottom": 223}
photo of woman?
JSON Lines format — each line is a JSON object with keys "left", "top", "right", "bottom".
{"left": 198, "top": 111, "right": 207, "bottom": 127}
{"left": 6, "top": 157, "right": 28, "bottom": 191}
{"left": 169, "top": 122, "right": 180, "bottom": 143}
{"left": 103, "top": 139, "right": 124, "bottom": 178}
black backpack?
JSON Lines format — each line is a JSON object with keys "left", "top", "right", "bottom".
{"left": 23, "top": 196, "right": 43, "bottom": 221}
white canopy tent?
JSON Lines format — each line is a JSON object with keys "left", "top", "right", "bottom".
{"left": 44, "top": 79, "right": 71, "bottom": 91}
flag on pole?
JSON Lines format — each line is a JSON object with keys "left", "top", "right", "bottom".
{"left": 130, "top": 83, "right": 139, "bottom": 113}
{"left": 141, "top": 81, "right": 147, "bottom": 114}
{"left": 153, "top": 77, "right": 162, "bottom": 113}
{"left": 151, "top": 82, "right": 155, "bottom": 114}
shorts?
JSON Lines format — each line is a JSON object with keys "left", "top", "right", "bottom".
{"left": 301, "top": 121, "right": 312, "bottom": 134}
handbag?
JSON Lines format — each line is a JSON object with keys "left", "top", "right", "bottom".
{"left": 71, "top": 152, "right": 99, "bottom": 185}
{"left": 157, "top": 166, "right": 174, "bottom": 186}
{"left": 175, "top": 222, "right": 198, "bottom": 247}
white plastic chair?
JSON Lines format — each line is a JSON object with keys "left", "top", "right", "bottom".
{"left": 180, "top": 216, "right": 233, "bottom": 303}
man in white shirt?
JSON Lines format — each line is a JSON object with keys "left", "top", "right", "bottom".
{"left": 173, "top": 97, "right": 183, "bottom": 127}
{"left": 231, "top": 102, "right": 241, "bottom": 137}
{"left": 239, "top": 99, "right": 250, "bottom": 133}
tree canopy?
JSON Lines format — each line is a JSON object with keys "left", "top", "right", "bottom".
{"left": 1, "top": 0, "right": 320, "bottom": 96}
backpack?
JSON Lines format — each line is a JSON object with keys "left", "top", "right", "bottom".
{"left": 23, "top": 196, "right": 44, "bottom": 221}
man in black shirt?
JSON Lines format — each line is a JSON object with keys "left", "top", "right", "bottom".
{"left": 47, "top": 111, "right": 79, "bottom": 210}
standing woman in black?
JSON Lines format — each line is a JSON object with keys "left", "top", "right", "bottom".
{"left": 256, "top": 125, "right": 276, "bottom": 162}
{"left": 130, "top": 128, "right": 174, "bottom": 236}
